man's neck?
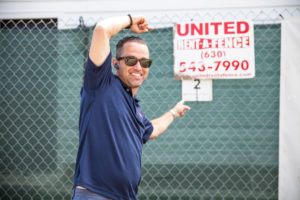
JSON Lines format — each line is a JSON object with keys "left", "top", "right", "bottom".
{"left": 132, "top": 88, "right": 138, "bottom": 97}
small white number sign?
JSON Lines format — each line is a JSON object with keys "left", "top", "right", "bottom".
{"left": 182, "top": 79, "right": 213, "bottom": 101}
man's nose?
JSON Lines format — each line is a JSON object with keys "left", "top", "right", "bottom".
{"left": 133, "top": 61, "right": 142, "bottom": 70}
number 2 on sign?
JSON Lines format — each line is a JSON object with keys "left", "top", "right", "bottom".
{"left": 194, "top": 79, "right": 200, "bottom": 89}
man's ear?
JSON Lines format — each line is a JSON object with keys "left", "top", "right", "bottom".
{"left": 114, "top": 63, "right": 119, "bottom": 69}
{"left": 112, "top": 58, "right": 119, "bottom": 70}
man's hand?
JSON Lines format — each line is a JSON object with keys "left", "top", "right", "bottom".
{"left": 171, "top": 100, "right": 191, "bottom": 118}
{"left": 150, "top": 100, "right": 190, "bottom": 140}
{"left": 130, "top": 16, "right": 154, "bottom": 33}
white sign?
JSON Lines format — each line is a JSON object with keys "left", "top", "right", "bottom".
{"left": 174, "top": 20, "right": 255, "bottom": 79}
{"left": 182, "top": 79, "right": 212, "bottom": 101}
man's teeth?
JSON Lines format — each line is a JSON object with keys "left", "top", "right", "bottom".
{"left": 131, "top": 73, "right": 141, "bottom": 76}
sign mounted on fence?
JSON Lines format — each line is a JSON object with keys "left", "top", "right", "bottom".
{"left": 173, "top": 20, "right": 255, "bottom": 79}
{"left": 182, "top": 79, "right": 213, "bottom": 101}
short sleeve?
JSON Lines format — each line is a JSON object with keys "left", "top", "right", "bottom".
{"left": 83, "top": 52, "right": 112, "bottom": 93}
{"left": 142, "top": 117, "right": 153, "bottom": 144}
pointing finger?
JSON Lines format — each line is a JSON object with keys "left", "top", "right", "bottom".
{"left": 147, "top": 25, "right": 154, "bottom": 30}
{"left": 185, "top": 105, "right": 191, "bottom": 110}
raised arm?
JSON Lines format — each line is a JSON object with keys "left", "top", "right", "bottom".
{"left": 150, "top": 100, "right": 191, "bottom": 140}
{"left": 89, "top": 15, "right": 154, "bottom": 66}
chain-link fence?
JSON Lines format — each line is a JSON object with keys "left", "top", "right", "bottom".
{"left": 1, "top": 7, "right": 300, "bottom": 200}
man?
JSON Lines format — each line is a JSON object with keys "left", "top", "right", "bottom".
{"left": 72, "top": 15, "right": 190, "bottom": 200}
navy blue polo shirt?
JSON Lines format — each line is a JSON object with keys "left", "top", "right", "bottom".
{"left": 73, "top": 52, "right": 153, "bottom": 200}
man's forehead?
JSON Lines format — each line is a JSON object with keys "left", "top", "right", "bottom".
{"left": 122, "top": 42, "right": 150, "bottom": 55}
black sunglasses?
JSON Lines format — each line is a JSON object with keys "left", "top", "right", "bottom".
{"left": 117, "top": 56, "right": 152, "bottom": 68}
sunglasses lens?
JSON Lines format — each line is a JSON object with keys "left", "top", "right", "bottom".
{"left": 125, "top": 58, "right": 138, "bottom": 66}
{"left": 140, "top": 59, "right": 152, "bottom": 68}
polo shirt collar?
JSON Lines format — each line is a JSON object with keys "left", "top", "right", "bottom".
{"left": 117, "top": 76, "right": 140, "bottom": 103}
